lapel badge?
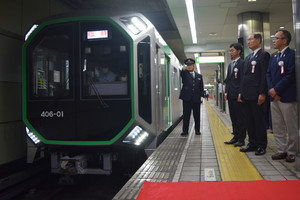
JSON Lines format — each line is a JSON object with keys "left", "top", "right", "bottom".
{"left": 234, "top": 68, "right": 238, "bottom": 78}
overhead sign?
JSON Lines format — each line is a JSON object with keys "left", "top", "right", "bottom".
{"left": 87, "top": 30, "right": 108, "bottom": 39}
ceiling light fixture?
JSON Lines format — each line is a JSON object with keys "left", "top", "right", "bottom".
{"left": 248, "top": 0, "right": 256, "bottom": 2}
{"left": 185, "top": 0, "right": 197, "bottom": 44}
{"left": 197, "top": 56, "right": 224, "bottom": 63}
{"left": 194, "top": 53, "right": 200, "bottom": 73}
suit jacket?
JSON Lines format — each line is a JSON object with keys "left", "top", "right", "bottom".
{"left": 241, "top": 49, "right": 270, "bottom": 101}
{"left": 266, "top": 47, "right": 296, "bottom": 102}
{"left": 225, "top": 58, "right": 244, "bottom": 100}
{"left": 179, "top": 70, "right": 204, "bottom": 103}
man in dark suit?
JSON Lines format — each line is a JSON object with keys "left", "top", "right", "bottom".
{"left": 224, "top": 43, "right": 246, "bottom": 147}
{"left": 179, "top": 58, "right": 204, "bottom": 136}
{"left": 266, "top": 30, "right": 297, "bottom": 162}
{"left": 238, "top": 33, "right": 270, "bottom": 155}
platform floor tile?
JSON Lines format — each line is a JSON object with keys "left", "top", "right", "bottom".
{"left": 114, "top": 100, "right": 300, "bottom": 200}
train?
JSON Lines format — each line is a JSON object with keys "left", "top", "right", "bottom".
{"left": 23, "top": 12, "right": 183, "bottom": 175}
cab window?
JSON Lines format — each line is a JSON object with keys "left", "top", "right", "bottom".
{"left": 138, "top": 37, "right": 152, "bottom": 123}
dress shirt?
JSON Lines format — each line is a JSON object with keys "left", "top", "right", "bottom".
{"left": 231, "top": 58, "right": 239, "bottom": 73}
{"left": 278, "top": 46, "right": 289, "bottom": 57}
{"left": 251, "top": 48, "right": 262, "bottom": 59}
{"left": 277, "top": 47, "right": 288, "bottom": 62}
{"left": 190, "top": 71, "right": 195, "bottom": 78}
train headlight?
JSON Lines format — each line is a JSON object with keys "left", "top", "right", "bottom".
{"left": 120, "top": 16, "right": 148, "bottom": 35}
{"left": 25, "top": 24, "right": 38, "bottom": 41}
{"left": 123, "top": 126, "right": 149, "bottom": 146}
{"left": 25, "top": 127, "right": 41, "bottom": 144}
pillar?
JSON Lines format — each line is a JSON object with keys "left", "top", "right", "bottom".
{"left": 237, "top": 12, "right": 270, "bottom": 58}
{"left": 292, "top": 0, "right": 300, "bottom": 171}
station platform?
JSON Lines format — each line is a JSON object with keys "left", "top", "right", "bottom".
{"left": 113, "top": 100, "right": 300, "bottom": 200}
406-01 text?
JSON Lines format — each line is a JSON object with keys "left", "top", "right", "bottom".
{"left": 41, "top": 111, "right": 64, "bottom": 118}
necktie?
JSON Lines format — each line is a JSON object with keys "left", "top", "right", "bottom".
{"left": 277, "top": 52, "right": 281, "bottom": 62}
{"left": 249, "top": 52, "right": 254, "bottom": 61}
{"left": 190, "top": 72, "right": 195, "bottom": 78}
{"left": 231, "top": 61, "right": 236, "bottom": 74}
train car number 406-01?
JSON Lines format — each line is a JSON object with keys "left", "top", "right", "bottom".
{"left": 41, "top": 111, "right": 64, "bottom": 118}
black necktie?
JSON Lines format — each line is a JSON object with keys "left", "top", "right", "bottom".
{"left": 277, "top": 52, "right": 281, "bottom": 62}
{"left": 249, "top": 52, "right": 254, "bottom": 61}
{"left": 231, "top": 61, "right": 236, "bottom": 74}
{"left": 190, "top": 72, "right": 195, "bottom": 78}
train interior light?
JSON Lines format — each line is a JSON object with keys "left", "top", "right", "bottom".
{"left": 120, "top": 16, "right": 147, "bottom": 35}
{"left": 25, "top": 24, "right": 39, "bottom": 41}
{"left": 25, "top": 127, "right": 41, "bottom": 144}
{"left": 123, "top": 126, "right": 149, "bottom": 146}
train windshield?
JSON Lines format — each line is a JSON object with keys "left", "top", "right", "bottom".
{"left": 27, "top": 20, "right": 131, "bottom": 100}
{"left": 81, "top": 21, "right": 130, "bottom": 98}
{"left": 29, "top": 24, "right": 73, "bottom": 99}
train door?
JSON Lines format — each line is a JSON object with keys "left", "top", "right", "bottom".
{"left": 155, "top": 43, "right": 164, "bottom": 133}
{"left": 164, "top": 56, "right": 171, "bottom": 129}
{"left": 24, "top": 22, "right": 76, "bottom": 141}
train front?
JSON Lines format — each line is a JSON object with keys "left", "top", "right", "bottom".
{"left": 23, "top": 14, "right": 152, "bottom": 175}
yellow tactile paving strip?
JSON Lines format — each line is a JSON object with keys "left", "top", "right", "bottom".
{"left": 205, "top": 101, "right": 263, "bottom": 181}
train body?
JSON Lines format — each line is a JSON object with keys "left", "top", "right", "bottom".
{"left": 23, "top": 12, "right": 182, "bottom": 175}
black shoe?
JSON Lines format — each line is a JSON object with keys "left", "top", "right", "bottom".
{"left": 285, "top": 154, "right": 295, "bottom": 162}
{"left": 181, "top": 132, "right": 188, "bottom": 136}
{"left": 240, "top": 144, "right": 257, "bottom": 152}
{"left": 234, "top": 141, "right": 245, "bottom": 147}
{"left": 272, "top": 152, "right": 287, "bottom": 160}
{"left": 224, "top": 137, "right": 238, "bottom": 145}
{"left": 195, "top": 131, "right": 201, "bottom": 135}
{"left": 255, "top": 147, "right": 266, "bottom": 155}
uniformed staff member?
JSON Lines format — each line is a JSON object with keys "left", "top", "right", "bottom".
{"left": 179, "top": 58, "right": 204, "bottom": 136}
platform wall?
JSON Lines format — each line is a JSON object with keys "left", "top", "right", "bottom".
{"left": 0, "top": 0, "right": 70, "bottom": 165}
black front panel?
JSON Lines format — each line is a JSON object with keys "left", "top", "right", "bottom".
{"left": 27, "top": 101, "right": 76, "bottom": 140}
{"left": 26, "top": 19, "right": 132, "bottom": 142}
{"left": 76, "top": 100, "right": 131, "bottom": 141}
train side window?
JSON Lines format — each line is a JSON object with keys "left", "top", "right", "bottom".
{"left": 137, "top": 37, "right": 152, "bottom": 124}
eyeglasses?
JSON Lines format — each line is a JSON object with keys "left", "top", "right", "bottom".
{"left": 273, "top": 37, "right": 284, "bottom": 41}
{"left": 185, "top": 63, "right": 194, "bottom": 66}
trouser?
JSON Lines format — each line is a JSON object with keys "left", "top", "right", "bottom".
{"left": 228, "top": 98, "right": 246, "bottom": 141}
{"left": 182, "top": 101, "right": 201, "bottom": 133}
{"left": 271, "top": 100, "right": 298, "bottom": 155}
{"left": 242, "top": 100, "right": 267, "bottom": 149}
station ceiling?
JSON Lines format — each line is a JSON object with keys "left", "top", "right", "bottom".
{"left": 59, "top": 0, "right": 293, "bottom": 83}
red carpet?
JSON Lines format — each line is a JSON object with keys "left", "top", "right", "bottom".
{"left": 136, "top": 180, "right": 300, "bottom": 200}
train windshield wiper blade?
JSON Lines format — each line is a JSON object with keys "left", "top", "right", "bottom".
{"left": 89, "top": 79, "right": 109, "bottom": 108}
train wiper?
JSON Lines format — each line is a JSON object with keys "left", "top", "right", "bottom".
{"left": 88, "top": 79, "right": 109, "bottom": 109}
